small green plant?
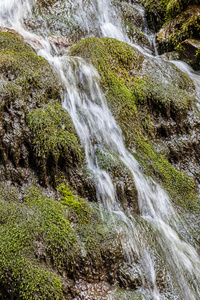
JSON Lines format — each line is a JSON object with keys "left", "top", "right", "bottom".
{"left": 58, "top": 183, "right": 91, "bottom": 224}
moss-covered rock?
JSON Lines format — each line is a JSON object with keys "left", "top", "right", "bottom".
{"left": 0, "top": 186, "right": 75, "bottom": 299}
{"left": 69, "top": 37, "right": 199, "bottom": 209}
{"left": 0, "top": 32, "right": 62, "bottom": 183}
{"left": 156, "top": 5, "right": 200, "bottom": 68}
{"left": 27, "top": 102, "right": 82, "bottom": 186}
{"left": 0, "top": 183, "right": 140, "bottom": 299}
{"left": 145, "top": 0, "right": 199, "bottom": 31}
{"left": 145, "top": 0, "right": 200, "bottom": 69}
{"left": 145, "top": 0, "right": 168, "bottom": 31}
{"left": 0, "top": 32, "right": 86, "bottom": 194}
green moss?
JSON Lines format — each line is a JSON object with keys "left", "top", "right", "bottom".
{"left": 69, "top": 37, "right": 198, "bottom": 209}
{"left": 134, "top": 137, "right": 197, "bottom": 209}
{"left": 166, "top": 0, "right": 199, "bottom": 19}
{"left": 145, "top": 0, "right": 169, "bottom": 30}
{"left": 0, "top": 186, "right": 78, "bottom": 299}
{"left": 69, "top": 37, "right": 142, "bottom": 145}
{"left": 58, "top": 183, "right": 91, "bottom": 224}
{"left": 148, "top": 0, "right": 200, "bottom": 68}
{"left": 0, "top": 32, "right": 33, "bottom": 52}
{"left": 28, "top": 102, "right": 81, "bottom": 163}
{"left": 58, "top": 184, "right": 118, "bottom": 256}
{"left": 145, "top": 0, "right": 199, "bottom": 30}
{"left": 162, "top": 7, "right": 200, "bottom": 51}
{"left": 133, "top": 74, "right": 193, "bottom": 113}
{"left": 0, "top": 32, "right": 60, "bottom": 104}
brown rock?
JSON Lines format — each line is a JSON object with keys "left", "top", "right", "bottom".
{"left": 48, "top": 35, "right": 75, "bottom": 53}
{"left": 180, "top": 39, "right": 200, "bottom": 60}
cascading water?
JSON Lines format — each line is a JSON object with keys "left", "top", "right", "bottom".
{"left": 0, "top": 0, "right": 200, "bottom": 299}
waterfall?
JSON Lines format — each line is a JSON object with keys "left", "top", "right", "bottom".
{"left": 0, "top": 0, "right": 199, "bottom": 299}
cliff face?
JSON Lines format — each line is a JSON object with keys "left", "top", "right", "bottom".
{"left": 0, "top": 0, "right": 199, "bottom": 299}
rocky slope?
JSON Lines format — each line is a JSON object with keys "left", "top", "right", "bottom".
{"left": 0, "top": 0, "right": 200, "bottom": 299}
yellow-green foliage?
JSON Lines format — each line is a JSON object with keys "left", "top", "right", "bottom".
{"left": 145, "top": 0, "right": 169, "bottom": 29}
{"left": 166, "top": 0, "right": 184, "bottom": 19}
{"left": 159, "top": 5, "right": 200, "bottom": 69}
{"left": 28, "top": 102, "right": 82, "bottom": 163}
{"left": 0, "top": 31, "right": 33, "bottom": 52}
{"left": 58, "top": 183, "right": 91, "bottom": 224}
{"left": 133, "top": 74, "right": 193, "bottom": 113}
{"left": 0, "top": 32, "right": 60, "bottom": 103}
{"left": 134, "top": 138, "right": 197, "bottom": 209}
{"left": 166, "top": 0, "right": 199, "bottom": 19}
{"left": 169, "top": 8, "right": 200, "bottom": 44}
{"left": 0, "top": 186, "right": 78, "bottom": 299}
{"left": 70, "top": 37, "right": 198, "bottom": 209}
{"left": 58, "top": 184, "right": 117, "bottom": 255}
{"left": 0, "top": 183, "right": 121, "bottom": 298}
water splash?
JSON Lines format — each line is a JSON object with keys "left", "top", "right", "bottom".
{"left": 0, "top": 0, "right": 32, "bottom": 29}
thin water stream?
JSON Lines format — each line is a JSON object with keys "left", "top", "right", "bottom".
{"left": 0, "top": 0, "right": 200, "bottom": 299}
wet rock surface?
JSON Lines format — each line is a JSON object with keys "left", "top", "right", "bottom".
{"left": 0, "top": 32, "right": 61, "bottom": 183}
{"left": 0, "top": 1, "right": 200, "bottom": 299}
{"left": 145, "top": 0, "right": 200, "bottom": 69}
{"left": 70, "top": 37, "right": 199, "bottom": 206}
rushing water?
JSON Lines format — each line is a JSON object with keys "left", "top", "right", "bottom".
{"left": 0, "top": 0, "right": 200, "bottom": 299}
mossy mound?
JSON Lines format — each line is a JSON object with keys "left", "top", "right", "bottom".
{"left": 69, "top": 37, "right": 199, "bottom": 209}
{"left": 28, "top": 102, "right": 82, "bottom": 186}
{"left": 0, "top": 184, "right": 137, "bottom": 299}
{"left": 0, "top": 32, "right": 86, "bottom": 193}
{"left": 0, "top": 186, "right": 75, "bottom": 299}
{"left": 0, "top": 32, "right": 60, "bottom": 101}
{"left": 0, "top": 32, "right": 62, "bottom": 183}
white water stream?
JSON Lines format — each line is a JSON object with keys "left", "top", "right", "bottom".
{"left": 0, "top": 0, "right": 199, "bottom": 299}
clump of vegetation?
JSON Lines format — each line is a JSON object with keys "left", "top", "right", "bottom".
{"left": 28, "top": 103, "right": 80, "bottom": 161}
{"left": 0, "top": 183, "right": 125, "bottom": 299}
{"left": 0, "top": 32, "right": 60, "bottom": 103}
{"left": 28, "top": 102, "right": 82, "bottom": 185}
{"left": 0, "top": 186, "right": 77, "bottom": 299}
{"left": 58, "top": 184, "right": 118, "bottom": 255}
{"left": 145, "top": 0, "right": 199, "bottom": 30}
{"left": 58, "top": 183, "right": 92, "bottom": 224}
{"left": 145, "top": 0, "right": 169, "bottom": 30}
